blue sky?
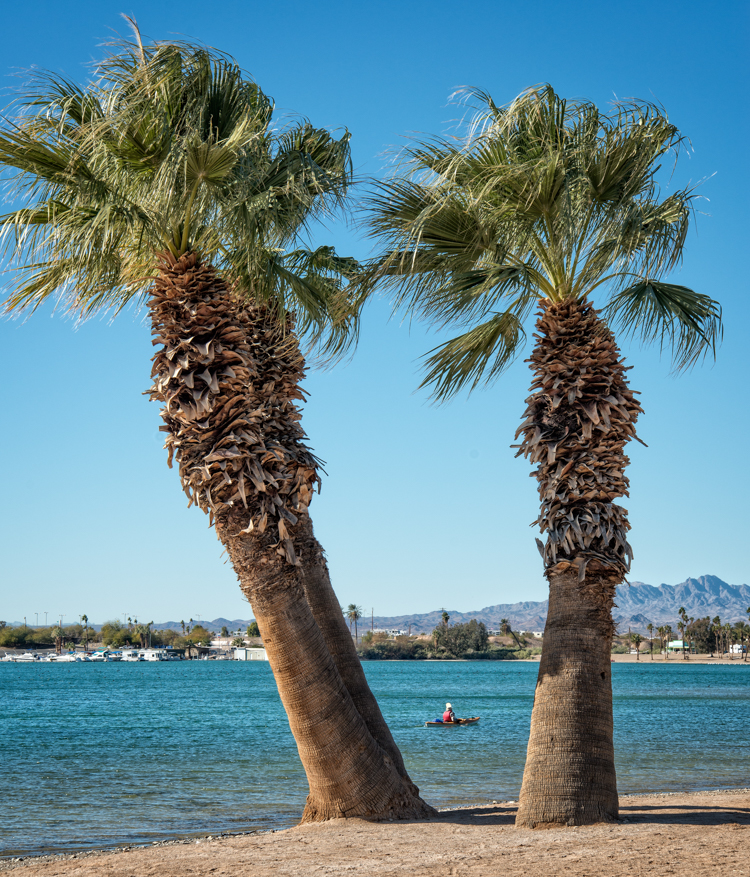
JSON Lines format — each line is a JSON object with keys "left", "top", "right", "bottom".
{"left": 2, "top": 0, "right": 748, "bottom": 624}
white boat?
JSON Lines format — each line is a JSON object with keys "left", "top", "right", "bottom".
{"left": 53, "top": 653, "right": 78, "bottom": 662}
{"left": 139, "top": 649, "right": 169, "bottom": 661}
{"left": 89, "top": 649, "right": 120, "bottom": 662}
{"left": 120, "top": 649, "right": 144, "bottom": 662}
{"left": 15, "top": 652, "right": 40, "bottom": 662}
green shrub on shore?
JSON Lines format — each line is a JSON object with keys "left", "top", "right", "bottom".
{"left": 356, "top": 630, "right": 540, "bottom": 660}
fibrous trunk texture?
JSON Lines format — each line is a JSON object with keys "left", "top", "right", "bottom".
{"left": 148, "top": 252, "right": 432, "bottom": 821}
{"left": 219, "top": 505, "right": 434, "bottom": 822}
{"left": 514, "top": 298, "right": 642, "bottom": 828}
{"left": 296, "top": 516, "right": 427, "bottom": 797}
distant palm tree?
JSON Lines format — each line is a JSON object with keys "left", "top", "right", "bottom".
{"left": 678, "top": 607, "right": 690, "bottom": 660}
{"left": 656, "top": 626, "right": 666, "bottom": 659}
{"left": 346, "top": 605, "right": 363, "bottom": 644}
{"left": 629, "top": 632, "right": 642, "bottom": 661}
{"left": 647, "top": 623, "right": 654, "bottom": 660}
{"left": 81, "top": 614, "right": 89, "bottom": 652}
{"left": 712, "top": 616, "right": 722, "bottom": 657}
{"left": 685, "top": 615, "right": 695, "bottom": 660}
{"left": 361, "top": 83, "right": 721, "bottom": 827}
{"left": 441, "top": 609, "right": 450, "bottom": 627}
{"left": 51, "top": 624, "right": 64, "bottom": 655}
{"left": 500, "top": 618, "right": 523, "bottom": 649}
{"left": 664, "top": 625, "right": 673, "bottom": 660}
{"left": 724, "top": 623, "right": 734, "bottom": 660}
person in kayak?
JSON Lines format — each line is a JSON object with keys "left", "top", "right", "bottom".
{"left": 442, "top": 703, "right": 456, "bottom": 723}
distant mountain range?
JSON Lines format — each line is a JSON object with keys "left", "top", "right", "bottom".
{"left": 359, "top": 575, "right": 750, "bottom": 635}
{"left": 7, "top": 576, "right": 748, "bottom": 636}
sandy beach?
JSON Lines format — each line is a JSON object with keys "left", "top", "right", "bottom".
{"left": 3, "top": 789, "right": 748, "bottom": 877}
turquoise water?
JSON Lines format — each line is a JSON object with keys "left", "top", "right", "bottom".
{"left": 0, "top": 661, "right": 747, "bottom": 857}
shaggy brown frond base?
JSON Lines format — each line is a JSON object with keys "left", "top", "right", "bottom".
{"left": 515, "top": 298, "right": 642, "bottom": 586}
{"left": 149, "top": 252, "right": 318, "bottom": 566}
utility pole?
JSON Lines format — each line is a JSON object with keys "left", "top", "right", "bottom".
{"left": 35, "top": 613, "right": 38, "bottom": 628}
{"left": 44, "top": 612, "right": 48, "bottom": 627}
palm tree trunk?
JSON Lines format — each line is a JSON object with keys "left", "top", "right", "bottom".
{"left": 149, "top": 251, "right": 432, "bottom": 821}
{"left": 516, "top": 566, "right": 618, "bottom": 826}
{"left": 295, "top": 515, "right": 425, "bottom": 794}
{"left": 217, "top": 508, "right": 431, "bottom": 821}
{"left": 514, "top": 297, "right": 642, "bottom": 827}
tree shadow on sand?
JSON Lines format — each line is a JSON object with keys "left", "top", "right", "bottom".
{"left": 397, "top": 802, "right": 750, "bottom": 829}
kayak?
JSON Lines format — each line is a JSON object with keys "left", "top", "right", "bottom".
{"left": 425, "top": 717, "right": 480, "bottom": 726}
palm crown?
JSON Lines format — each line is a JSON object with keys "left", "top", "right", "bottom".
{"left": 365, "top": 85, "right": 722, "bottom": 399}
{"left": 0, "top": 34, "right": 357, "bottom": 353}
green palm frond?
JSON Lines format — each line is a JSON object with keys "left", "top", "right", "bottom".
{"left": 420, "top": 309, "right": 528, "bottom": 400}
{"left": 603, "top": 281, "right": 722, "bottom": 371}
{"left": 0, "top": 37, "right": 359, "bottom": 355}
{"left": 360, "top": 84, "right": 721, "bottom": 398}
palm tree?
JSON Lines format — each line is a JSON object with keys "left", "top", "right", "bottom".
{"left": 81, "top": 614, "right": 89, "bottom": 652}
{"left": 712, "top": 616, "right": 722, "bottom": 657}
{"left": 678, "top": 606, "right": 690, "bottom": 659}
{"left": 500, "top": 618, "right": 523, "bottom": 649}
{"left": 346, "top": 604, "right": 363, "bottom": 644}
{"left": 677, "top": 620, "right": 685, "bottom": 659}
{"left": 629, "top": 632, "right": 642, "bottom": 661}
{"left": 0, "top": 32, "right": 430, "bottom": 822}
{"left": 51, "top": 624, "right": 64, "bottom": 655}
{"left": 442, "top": 609, "right": 450, "bottom": 627}
{"left": 361, "top": 84, "right": 721, "bottom": 827}
{"left": 661, "top": 625, "right": 674, "bottom": 659}
{"left": 685, "top": 614, "right": 694, "bottom": 659}
{"left": 647, "top": 622, "right": 654, "bottom": 660}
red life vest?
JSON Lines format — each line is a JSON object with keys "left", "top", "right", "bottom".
{"left": 443, "top": 710, "right": 454, "bottom": 723}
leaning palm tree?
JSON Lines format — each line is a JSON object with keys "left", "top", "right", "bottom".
{"left": 362, "top": 84, "right": 721, "bottom": 826}
{"left": 0, "top": 33, "right": 430, "bottom": 822}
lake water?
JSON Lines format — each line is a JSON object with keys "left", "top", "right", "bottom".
{"left": 1, "top": 660, "right": 748, "bottom": 857}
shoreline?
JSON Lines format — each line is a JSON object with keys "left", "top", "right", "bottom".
{"left": 3, "top": 647, "right": 746, "bottom": 666}
{"left": 3, "top": 788, "right": 748, "bottom": 876}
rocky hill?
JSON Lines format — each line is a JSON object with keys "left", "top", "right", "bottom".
{"left": 364, "top": 575, "right": 750, "bottom": 635}
{"left": 10, "top": 576, "right": 745, "bottom": 635}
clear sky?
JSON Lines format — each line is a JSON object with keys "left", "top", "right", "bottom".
{"left": 1, "top": 0, "right": 748, "bottom": 625}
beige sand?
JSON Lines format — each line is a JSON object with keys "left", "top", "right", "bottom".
{"left": 608, "top": 654, "right": 749, "bottom": 664}
{"left": 4, "top": 790, "right": 748, "bottom": 876}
